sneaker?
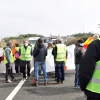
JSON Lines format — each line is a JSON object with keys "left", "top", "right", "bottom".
{"left": 6, "top": 80, "right": 12, "bottom": 83}
{"left": 74, "top": 86, "right": 80, "bottom": 90}
{"left": 44, "top": 82, "right": 48, "bottom": 86}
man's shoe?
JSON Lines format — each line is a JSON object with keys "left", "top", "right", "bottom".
{"left": 61, "top": 81, "right": 64, "bottom": 84}
{"left": 6, "top": 80, "right": 12, "bottom": 83}
{"left": 44, "top": 82, "right": 48, "bottom": 86}
{"left": 74, "top": 86, "right": 80, "bottom": 90}
{"left": 53, "top": 81, "right": 60, "bottom": 84}
{"left": 32, "top": 83, "right": 38, "bottom": 87}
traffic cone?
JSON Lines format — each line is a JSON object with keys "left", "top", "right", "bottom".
{"left": 64, "top": 65, "right": 67, "bottom": 70}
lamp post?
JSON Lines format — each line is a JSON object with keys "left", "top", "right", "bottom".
{"left": 98, "top": 24, "right": 100, "bottom": 34}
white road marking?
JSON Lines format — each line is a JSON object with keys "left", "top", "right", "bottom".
{"left": 5, "top": 67, "right": 34, "bottom": 100}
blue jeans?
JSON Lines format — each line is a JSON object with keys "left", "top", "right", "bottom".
{"left": 74, "top": 64, "right": 80, "bottom": 87}
{"left": 56, "top": 62, "right": 65, "bottom": 82}
{"left": 34, "top": 61, "right": 47, "bottom": 83}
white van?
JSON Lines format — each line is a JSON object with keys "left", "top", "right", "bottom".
{"left": 28, "top": 37, "right": 40, "bottom": 45}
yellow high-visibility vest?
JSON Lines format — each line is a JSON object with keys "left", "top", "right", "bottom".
{"left": 3, "top": 48, "right": 14, "bottom": 64}
{"left": 19, "top": 46, "right": 32, "bottom": 61}
{"left": 56, "top": 44, "right": 66, "bottom": 62}
{"left": 86, "top": 61, "right": 100, "bottom": 93}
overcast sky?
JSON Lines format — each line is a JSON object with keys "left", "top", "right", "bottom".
{"left": 0, "top": 0, "right": 100, "bottom": 38}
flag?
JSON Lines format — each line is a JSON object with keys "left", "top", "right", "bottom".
{"left": 84, "top": 37, "right": 93, "bottom": 49}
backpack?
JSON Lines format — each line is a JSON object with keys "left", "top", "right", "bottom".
{"left": 15, "top": 52, "right": 19, "bottom": 59}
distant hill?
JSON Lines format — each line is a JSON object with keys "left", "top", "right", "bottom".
{"left": 1, "top": 32, "right": 95, "bottom": 46}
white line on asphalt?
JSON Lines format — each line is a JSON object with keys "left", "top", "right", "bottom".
{"left": 5, "top": 67, "right": 34, "bottom": 100}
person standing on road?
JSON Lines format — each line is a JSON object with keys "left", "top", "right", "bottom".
{"left": 33, "top": 38, "right": 48, "bottom": 86}
{"left": 52, "top": 40, "right": 57, "bottom": 79}
{"left": 19, "top": 40, "right": 33, "bottom": 80}
{"left": 3, "top": 42, "right": 17, "bottom": 83}
{"left": 74, "top": 39, "right": 84, "bottom": 89}
{"left": 14, "top": 42, "right": 22, "bottom": 74}
{"left": 54, "top": 37, "right": 67, "bottom": 84}
{"left": 79, "top": 38, "right": 100, "bottom": 100}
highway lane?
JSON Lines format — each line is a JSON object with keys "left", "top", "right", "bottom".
{"left": 0, "top": 67, "right": 86, "bottom": 100}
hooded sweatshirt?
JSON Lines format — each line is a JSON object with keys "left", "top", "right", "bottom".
{"left": 33, "top": 44, "right": 47, "bottom": 62}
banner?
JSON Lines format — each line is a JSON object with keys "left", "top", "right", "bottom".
{"left": 46, "top": 44, "right": 75, "bottom": 72}
{"left": 0, "top": 44, "right": 76, "bottom": 73}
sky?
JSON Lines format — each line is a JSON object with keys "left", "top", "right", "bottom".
{"left": 0, "top": 0, "right": 100, "bottom": 38}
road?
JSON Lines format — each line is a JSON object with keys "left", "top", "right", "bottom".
{"left": 0, "top": 70, "right": 86, "bottom": 100}
{"left": 0, "top": 48, "right": 86, "bottom": 100}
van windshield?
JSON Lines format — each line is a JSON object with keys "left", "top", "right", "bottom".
{"left": 29, "top": 40, "right": 36, "bottom": 44}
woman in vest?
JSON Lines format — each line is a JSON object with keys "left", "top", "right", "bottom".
{"left": 14, "top": 42, "right": 22, "bottom": 74}
{"left": 3, "top": 42, "right": 17, "bottom": 83}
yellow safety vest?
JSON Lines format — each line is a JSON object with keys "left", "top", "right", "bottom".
{"left": 15, "top": 47, "right": 19, "bottom": 51}
{"left": 19, "top": 46, "right": 32, "bottom": 61}
{"left": 86, "top": 38, "right": 100, "bottom": 93}
{"left": 56, "top": 44, "right": 66, "bottom": 62}
{"left": 3, "top": 48, "right": 14, "bottom": 64}
{"left": 86, "top": 61, "right": 100, "bottom": 93}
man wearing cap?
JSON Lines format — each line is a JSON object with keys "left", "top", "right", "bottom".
{"left": 3, "top": 42, "right": 16, "bottom": 83}
{"left": 74, "top": 39, "right": 84, "bottom": 89}
{"left": 54, "top": 37, "right": 67, "bottom": 84}
{"left": 19, "top": 40, "right": 33, "bottom": 80}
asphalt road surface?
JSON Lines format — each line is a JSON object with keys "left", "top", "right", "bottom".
{"left": 0, "top": 70, "right": 86, "bottom": 100}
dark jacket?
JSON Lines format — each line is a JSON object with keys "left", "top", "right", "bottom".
{"left": 33, "top": 44, "right": 47, "bottom": 62}
{"left": 74, "top": 46, "right": 83, "bottom": 64}
{"left": 52, "top": 46, "right": 56, "bottom": 60}
{"left": 79, "top": 39, "right": 100, "bottom": 98}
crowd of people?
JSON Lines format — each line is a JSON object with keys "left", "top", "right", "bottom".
{"left": 1, "top": 33, "right": 100, "bottom": 100}
{"left": 2, "top": 37, "right": 67, "bottom": 87}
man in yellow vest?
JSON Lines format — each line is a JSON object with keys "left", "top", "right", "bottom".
{"left": 19, "top": 40, "right": 33, "bottom": 80}
{"left": 54, "top": 37, "right": 67, "bottom": 84}
{"left": 79, "top": 38, "right": 100, "bottom": 100}
{"left": 3, "top": 42, "right": 16, "bottom": 83}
